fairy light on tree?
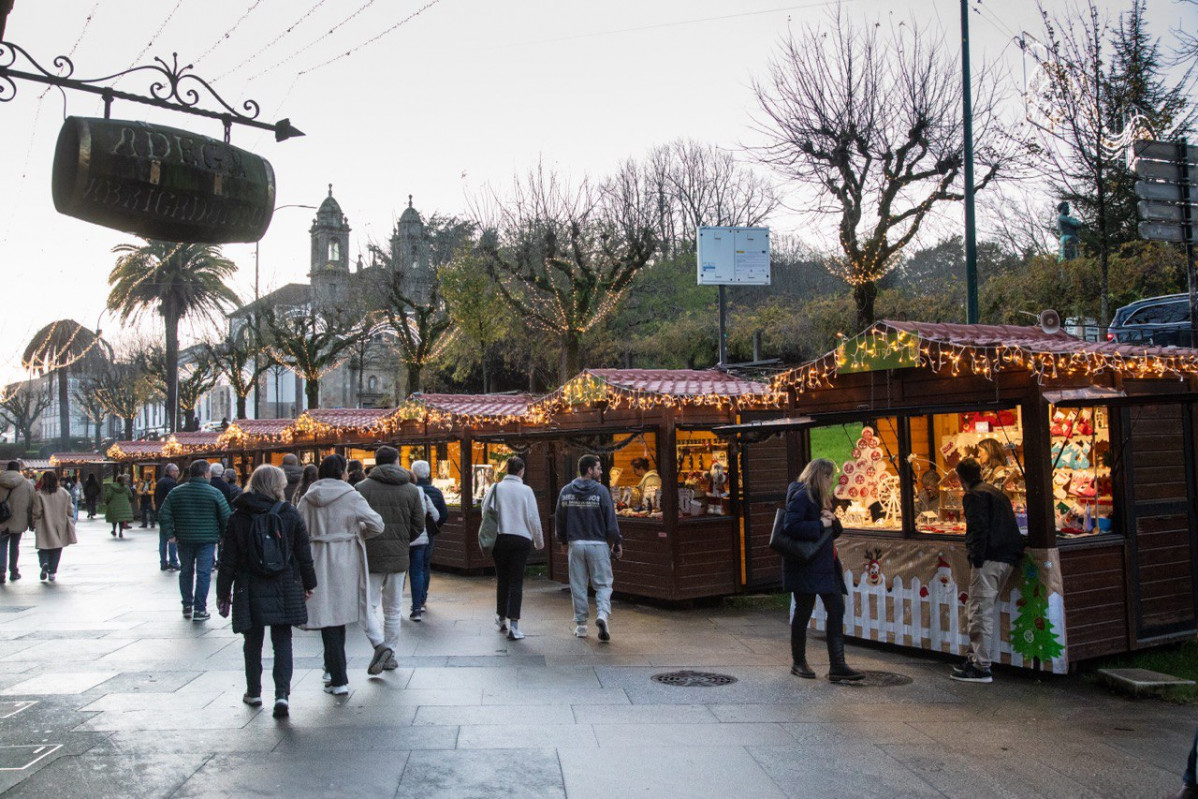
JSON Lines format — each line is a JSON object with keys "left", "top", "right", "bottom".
{"left": 203, "top": 322, "right": 277, "bottom": 421}
{"left": 21, "top": 318, "right": 109, "bottom": 450}
{"left": 262, "top": 307, "right": 364, "bottom": 411}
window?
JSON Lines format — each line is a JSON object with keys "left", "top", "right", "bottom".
{"left": 907, "top": 410, "right": 1026, "bottom": 536}
{"left": 1128, "top": 300, "right": 1189, "bottom": 325}
{"left": 328, "top": 237, "right": 341, "bottom": 261}
{"left": 368, "top": 375, "right": 378, "bottom": 392}
{"left": 606, "top": 433, "right": 661, "bottom": 518}
{"left": 1048, "top": 405, "right": 1113, "bottom": 537}
{"left": 811, "top": 418, "right": 904, "bottom": 531}
{"left": 675, "top": 430, "right": 730, "bottom": 517}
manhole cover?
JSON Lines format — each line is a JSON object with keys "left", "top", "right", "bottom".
{"left": 651, "top": 671, "right": 738, "bottom": 687}
{"left": 841, "top": 671, "right": 914, "bottom": 687}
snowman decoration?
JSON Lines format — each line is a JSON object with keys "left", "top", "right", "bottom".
{"left": 833, "top": 426, "right": 897, "bottom": 527}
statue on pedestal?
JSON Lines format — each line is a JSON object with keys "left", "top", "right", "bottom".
{"left": 1056, "top": 202, "right": 1083, "bottom": 262}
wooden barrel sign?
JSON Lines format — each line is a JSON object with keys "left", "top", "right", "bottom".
{"left": 51, "top": 117, "right": 276, "bottom": 244}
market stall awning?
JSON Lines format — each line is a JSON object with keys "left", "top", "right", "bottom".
{"left": 49, "top": 452, "right": 109, "bottom": 465}
{"left": 216, "top": 418, "right": 295, "bottom": 448}
{"left": 711, "top": 416, "right": 816, "bottom": 442}
{"left": 389, "top": 393, "right": 536, "bottom": 429}
{"left": 107, "top": 440, "right": 165, "bottom": 461}
{"left": 773, "top": 320, "right": 1198, "bottom": 394}
{"left": 290, "top": 408, "right": 392, "bottom": 439}
{"left": 528, "top": 368, "right": 777, "bottom": 421}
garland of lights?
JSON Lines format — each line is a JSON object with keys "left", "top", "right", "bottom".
{"left": 771, "top": 324, "right": 1198, "bottom": 398}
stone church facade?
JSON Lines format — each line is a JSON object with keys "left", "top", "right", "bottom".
{"left": 229, "top": 186, "right": 433, "bottom": 417}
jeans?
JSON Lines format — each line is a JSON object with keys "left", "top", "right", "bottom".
{"left": 243, "top": 624, "right": 293, "bottom": 699}
{"left": 363, "top": 571, "right": 406, "bottom": 653}
{"left": 321, "top": 625, "right": 348, "bottom": 687}
{"left": 966, "top": 560, "right": 1015, "bottom": 670}
{"left": 567, "top": 541, "right": 613, "bottom": 624}
{"left": 0, "top": 532, "right": 21, "bottom": 576}
{"left": 409, "top": 545, "right": 431, "bottom": 612}
{"left": 37, "top": 548, "right": 63, "bottom": 575}
{"left": 422, "top": 535, "right": 435, "bottom": 602}
{"left": 791, "top": 592, "right": 846, "bottom": 663}
{"left": 177, "top": 542, "right": 216, "bottom": 612}
{"left": 140, "top": 499, "right": 156, "bottom": 528}
{"left": 158, "top": 530, "right": 179, "bottom": 567}
{"left": 493, "top": 534, "right": 532, "bottom": 620}
{"left": 1185, "top": 726, "right": 1197, "bottom": 787}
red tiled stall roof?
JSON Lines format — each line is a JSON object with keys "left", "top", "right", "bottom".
{"left": 227, "top": 418, "right": 294, "bottom": 435}
{"left": 107, "top": 440, "right": 165, "bottom": 460}
{"left": 291, "top": 408, "right": 393, "bottom": 437}
{"left": 50, "top": 452, "right": 108, "bottom": 464}
{"left": 585, "top": 369, "right": 774, "bottom": 398}
{"left": 169, "top": 432, "right": 221, "bottom": 448}
{"left": 417, "top": 393, "right": 536, "bottom": 418}
{"left": 773, "top": 320, "right": 1198, "bottom": 392}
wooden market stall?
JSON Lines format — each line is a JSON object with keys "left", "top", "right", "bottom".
{"left": 528, "top": 369, "right": 777, "bottom": 602}
{"left": 717, "top": 320, "right": 1198, "bottom": 673}
{"left": 215, "top": 418, "right": 296, "bottom": 480}
{"left": 382, "top": 393, "right": 538, "bottom": 574}
{"left": 49, "top": 452, "right": 113, "bottom": 485}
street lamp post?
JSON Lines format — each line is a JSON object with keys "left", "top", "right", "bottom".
{"left": 252, "top": 203, "right": 315, "bottom": 418}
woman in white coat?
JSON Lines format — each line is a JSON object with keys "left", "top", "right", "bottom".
{"left": 296, "top": 454, "right": 384, "bottom": 695}
{"left": 483, "top": 456, "right": 544, "bottom": 640}
{"left": 32, "top": 471, "right": 76, "bottom": 582}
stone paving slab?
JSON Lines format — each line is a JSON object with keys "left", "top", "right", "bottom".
{"left": 0, "top": 518, "right": 1196, "bottom": 798}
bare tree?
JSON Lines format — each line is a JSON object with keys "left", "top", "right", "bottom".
{"left": 0, "top": 382, "right": 53, "bottom": 452}
{"left": 72, "top": 373, "right": 109, "bottom": 448}
{"left": 176, "top": 352, "right": 220, "bottom": 432}
{"left": 91, "top": 358, "right": 154, "bottom": 441}
{"left": 752, "top": 13, "right": 1010, "bottom": 327}
{"left": 203, "top": 323, "right": 275, "bottom": 420}
{"left": 263, "top": 308, "right": 363, "bottom": 411}
{"left": 480, "top": 163, "right": 657, "bottom": 381}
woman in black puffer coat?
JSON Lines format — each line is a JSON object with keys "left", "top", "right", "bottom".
{"left": 783, "top": 457, "right": 863, "bottom": 683}
{"left": 216, "top": 465, "right": 316, "bottom": 718}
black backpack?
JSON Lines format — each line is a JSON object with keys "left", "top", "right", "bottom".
{"left": 247, "top": 502, "right": 290, "bottom": 577}
{"left": 0, "top": 488, "right": 12, "bottom": 525}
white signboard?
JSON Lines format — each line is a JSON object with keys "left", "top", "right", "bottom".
{"left": 697, "top": 226, "right": 771, "bottom": 286}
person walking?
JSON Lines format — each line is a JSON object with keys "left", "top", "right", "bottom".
{"left": 783, "top": 458, "right": 863, "bottom": 683}
{"left": 354, "top": 446, "right": 422, "bottom": 670}
{"left": 137, "top": 474, "right": 156, "bottom": 528}
{"left": 158, "top": 460, "right": 232, "bottom": 622}
{"left": 280, "top": 454, "right": 303, "bottom": 501}
{"left": 155, "top": 464, "right": 181, "bottom": 571}
{"left": 411, "top": 460, "right": 449, "bottom": 612}
{"left": 297, "top": 455, "right": 384, "bottom": 696}
{"left": 406, "top": 484, "right": 439, "bottom": 623}
{"left": 209, "top": 462, "right": 241, "bottom": 506}
{"left": 32, "top": 471, "right": 76, "bottom": 582}
{"left": 83, "top": 474, "right": 100, "bottom": 520}
{"left": 66, "top": 476, "right": 81, "bottom": 523}
{"left": 555, "top": 454, "right": 622, "bottom": 642}
{"left": 346, "top": 459, "right": 366, "bottom": 487}
{"left": 1168, "top": 726, "right": 1198, "bottom": 798}
{"left": 216, "top": 465, "right": 317, "bottom": 719}
{"left": 103, "top": 475, "right": 135, "bottom": 538}
{"left": 293, "top": 464, "right": 318, "bottom": 504}
{"left": 0, "top": 461, "right": 35, "bottom": 583}
{"left": 951, "top": 457, "right": 1025, "bottom": 684}
{"left": 483, "top": 456, "right": 543, "bottom": 641}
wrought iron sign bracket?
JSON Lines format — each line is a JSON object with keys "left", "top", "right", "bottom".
{"left": 0, "top": 41, "right": 303, "bottom": 143}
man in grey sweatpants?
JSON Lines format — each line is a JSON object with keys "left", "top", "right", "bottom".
{"left": 555, "top": 454, "right": 623, "bottom": 642}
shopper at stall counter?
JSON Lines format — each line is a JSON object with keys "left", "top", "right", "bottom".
{"left": 952, "top": 457, "right": 1025, "bottom": 684}
{"left": 555, "top": 454, "right": 622, "bottom": 641}
{"left": 629, "top": 457, "right": 661, "bottom": 508}
{"left": 783, "top": 458, "right": 864, "bottom": 683}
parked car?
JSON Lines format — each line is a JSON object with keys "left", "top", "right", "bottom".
{"left": 1108, "top": 293, "right": 1195, "bottom": 346}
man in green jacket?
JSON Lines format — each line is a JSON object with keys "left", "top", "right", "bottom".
{"left": 159, "top": 460, "right": 231, "bottom": 622}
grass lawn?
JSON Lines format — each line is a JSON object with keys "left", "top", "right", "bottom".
{"left": 1086, "top": 639, "right": 1198, "bottom": 704}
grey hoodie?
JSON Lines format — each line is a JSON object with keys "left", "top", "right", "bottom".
{"left": 0, "top": 470, "right": 35, "bottom": 533}
{"left": 554, "top": 478, "right": 621, "bottom": 546}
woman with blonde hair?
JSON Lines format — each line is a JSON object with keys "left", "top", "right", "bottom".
{"left": 782, "top": 457, "right": 863, "bottom": 682}
{"left": 216, "top": 464, "right": 316, "bottom": 719}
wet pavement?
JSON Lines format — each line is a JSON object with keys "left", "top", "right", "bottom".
{"left": 0, "top": 516, "right": 1194, "bottom": 798}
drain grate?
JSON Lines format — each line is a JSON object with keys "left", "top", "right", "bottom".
{"left": 843, "top": 671, "right": 914, "bottom": 687}
{"left": 651, "top": 670, "right": 738, "bottom": 687}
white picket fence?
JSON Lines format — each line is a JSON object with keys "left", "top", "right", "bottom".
{"left": 798, "top": 568, "right": 1068, "bottom": 674}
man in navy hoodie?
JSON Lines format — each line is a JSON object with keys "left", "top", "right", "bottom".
{"left": 555, "top": 454, "right": 622, "bottom": 641}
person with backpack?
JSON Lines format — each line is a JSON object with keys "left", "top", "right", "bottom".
{"left": 0, "top": 460, "right": 35, "bottom": 584}
{"left": 297, "top": 454, "right": 384, "bottom": 696}
{"left": 216, "top": 465, "right": 316, "bottom": 719}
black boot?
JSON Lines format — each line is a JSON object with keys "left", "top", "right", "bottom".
{"left": 790, "top": 628, "right": 815, "bottom": 679}
{"left": 826, "top": 630, "right": 864, "bottom": 683}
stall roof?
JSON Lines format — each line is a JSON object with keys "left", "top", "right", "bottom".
{"left": 773, "top": 320, "right": 1198, "bottom": 393}
{"left": 291, "top": 408, "right": 392, "bottom": 438}
{"left": 217, "top": 418, "right": 295, "bottom": 448}
{"left": 391, "top": 393, "right": 537, "bottom": 428}
{"left": 49, "top": 452, "right": 109, "bottom": 465}
{"left": 529, "top": 368, "right": 776, "bottom": 420}
{"left": 107, "top": 440, "right": 165, "bottom": 460}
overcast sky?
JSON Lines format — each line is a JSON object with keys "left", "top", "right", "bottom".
{"left": 1, "top": 0, "right": 1194, "bottom": 383}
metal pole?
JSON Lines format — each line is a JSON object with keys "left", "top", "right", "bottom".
{"left": 252, "top": 240, "right": 259, "bottom": 419}
{"left": 718, "top": 284, "right": 728, "bottom": 368}
{"left": 961, "top": 0, "right": 979, "bottom": 324}
{"left": 1180, "top": 138, "right": 1197, "bottom": 348}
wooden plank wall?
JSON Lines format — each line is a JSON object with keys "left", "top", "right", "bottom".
{"left": 1059, "top": 543, "right": 1130, "bottom": 661}
{"left": 674, "top": 520, "right": 738, "bottom": 599}
{"left": 742, "top": 432, "right": 790, "bottom": 589}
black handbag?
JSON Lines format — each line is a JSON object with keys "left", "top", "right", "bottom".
{"left": 769, "top": 508, "right": 834, "bottom": 563}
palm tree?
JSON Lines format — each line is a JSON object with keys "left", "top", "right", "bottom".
{"left": 107, "top": 240, "right": 240, "bottom": 432}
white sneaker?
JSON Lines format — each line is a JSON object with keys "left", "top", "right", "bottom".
{"left": 322, "top": 671, "right": 332, "bottom": 686}
{"left": 573, "top": 624, "right": 587, "bottom": 638}
{"left": 596, "top": 616, "right": 610, "bottom": 642}
{"left": 508, "top": 625, "right": 525, "bottom": 641}
{"left": 496, "top": 614, "right": 508, "bottom": 633}
{"left": 324, "top": 684, "right": 349, "bottom": 696}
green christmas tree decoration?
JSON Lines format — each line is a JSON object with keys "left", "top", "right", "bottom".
{"left": 1011, "top": 556, "right": 1065, "bottom": 662}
